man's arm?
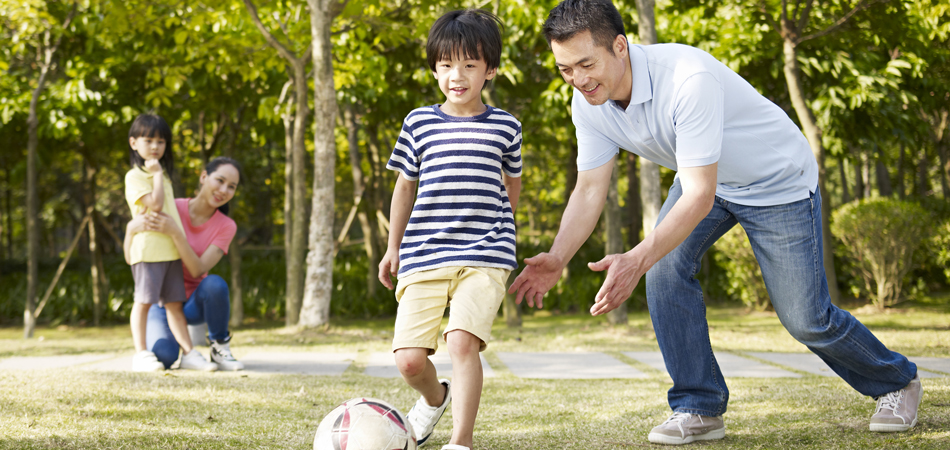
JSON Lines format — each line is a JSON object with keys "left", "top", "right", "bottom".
{"left": 377, "top": 175, "right": 417, "bottom": 289}
{"left": 587, "top": 162, "right": 718, "bottom": 315}
{"left": 508, "top": 156, "right": 615, "bottom": 308}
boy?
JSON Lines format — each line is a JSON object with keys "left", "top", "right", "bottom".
{"left": 378, "top": 9, "right": 522, "bottom": 450}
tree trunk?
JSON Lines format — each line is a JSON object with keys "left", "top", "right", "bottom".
{"left": 839, "top": 159, "right": 851, "bottom": 204}
{"left": 780, "top": 37, "right": 841, "bottom": 305}
{"left": 636, "top": 0, "right": 662, "bottom": 241}
{"left": 605, "top": 164, "right": 627, "bottom": 325}
{"left": 855, "top": 154, "right": 866, "bottom": 200}
{"left": 300, "top": 0, "right": 338, "bottom": 328}
{"left": 897, "top": 142, "right": 906, "bottom": 199}
{"left": 938, "top": 142, "right": 950, "bottom": 199}
{"left": 282, "top": 90, "right": 296, "bottom": 325}
{"left": 917, "top": 147, "right": 930, "bottom": 196}
{"left": 230, "top": 243, "right": 244, "bottom": 328}
{"left": 287, "top": 62, "right": 310, "bottom": 326}
{"left": 875, "top": 158, "right": 892, "bottom": 198}
{"left": 344, "top": 106, "right": 379, "bottom": 298}
{"left": 626, "top": 153, "right": 642, "bottom": 243}
{"left": 87, "top": 167, "right": 104, "bottom": 326}
{"left": 25, "top": 54, "right": 52, "bottom": 338}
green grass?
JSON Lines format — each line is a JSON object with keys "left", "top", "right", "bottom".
{"left": 2, "top": 305, "right": 949, "bottom": 449}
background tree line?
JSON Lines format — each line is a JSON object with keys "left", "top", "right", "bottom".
{"left": 1, "top": 0, "right": 948, "bottom": 336}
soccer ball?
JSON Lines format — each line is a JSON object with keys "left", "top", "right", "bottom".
{"left": 314, "top": 397, "right": 417, "bottom": 450}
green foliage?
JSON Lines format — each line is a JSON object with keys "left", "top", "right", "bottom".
{"left": 931, "top": 218, "right": 950, "bottom": 283}
{"left": 831, "top": 198, "right": 933, "bottom": 308}
{"left": 712, "top": 226, "right": 771, "bottom": 311}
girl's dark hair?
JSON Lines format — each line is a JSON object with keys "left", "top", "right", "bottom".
{"left": 543, "top": 0, "right": 626, "bottom": 54}
{"left": 426, "top": 9, "right": 503, "bottom": 73}
{"left": 128, "top": 113, "right": 175, "bottom": 176}
{"left": 204, "top": 157, "right": 243, "bottom": 216}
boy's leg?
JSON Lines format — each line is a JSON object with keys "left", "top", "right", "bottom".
{"left": 444, "top": 330, "right": 482, "bottom": 448}
{"left": 395, "top": 348, "right": 446, "bottom": 407}
{"left": 145, "top": 305, "right": 180, "bottom": 368}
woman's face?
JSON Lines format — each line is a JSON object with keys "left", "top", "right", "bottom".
{"left": 199, "top": 164, "right": 240, "bottom": 209}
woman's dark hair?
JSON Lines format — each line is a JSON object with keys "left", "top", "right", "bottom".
{"left": 543, "top": 0, "right": 626, "bottom": 54}
{"left": 204, "top": 156, "right": 242, "bottom": 216}
{"left": 128, "top": 113, "right": 175, "bottom": 176}
{"left": 426, "top": 9, "right": 503, "bottom": 73}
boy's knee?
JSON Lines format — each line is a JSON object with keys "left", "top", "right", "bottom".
{"left": 394, "top": 349, "right": 428, "bottom": 378}
{"left": 445, "top": 330, "right": 480, "bottom": 356}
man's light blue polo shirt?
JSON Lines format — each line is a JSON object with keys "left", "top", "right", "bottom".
{"left": 572, "top": 43, "right": 819, "bottom": 206}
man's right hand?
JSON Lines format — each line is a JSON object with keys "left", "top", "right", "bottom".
{"left": 508, "top": 253, "right": 565, "bottom": 309}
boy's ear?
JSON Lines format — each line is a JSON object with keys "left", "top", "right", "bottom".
{"left": 486, "top": 67, "right": 497, "bottom": 80}
{"left": 433, "top": 71, "right": 438, "bottom": 79}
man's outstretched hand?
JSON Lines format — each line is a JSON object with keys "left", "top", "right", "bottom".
{"left": 508, "top": 253, "right": 565, "bottom": 309}
{"left": 587, "top": 253, "right": 644, "bottom": 316}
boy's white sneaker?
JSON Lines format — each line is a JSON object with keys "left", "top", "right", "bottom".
{"left": 131, "top": 350, "right": 165, "bottom": 372}
{"left": 408, "top": 379, "right": 451, "bottom": 446}
{"left": 179, "top": 349, "right": 218, "bottom": 371}
{"left": 208, "top": 333, "right": 244, "bottom": 371}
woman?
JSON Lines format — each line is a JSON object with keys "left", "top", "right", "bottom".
{"left": 124, "top": 157, "right": 244, "bottom": 370}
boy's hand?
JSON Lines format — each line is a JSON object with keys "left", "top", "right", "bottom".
{"left": 144, "top": 159, "right": 163, "bottom": 174}
{"left": 378, "top": 250, "right": 399, "bottom": 290}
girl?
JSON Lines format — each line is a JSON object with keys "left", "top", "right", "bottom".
{"left": 124, "top": 113, "right": 217, "bottom": 372}
{"left": 126, "top": 157, "right": 245, "bottom": 371}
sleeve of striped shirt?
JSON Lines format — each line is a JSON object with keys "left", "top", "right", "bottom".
{"left": 502, "top": 121, "right": 523, "bottom": 178}
{"left": 386, "top": 115, "right": 421, "bottom": 180}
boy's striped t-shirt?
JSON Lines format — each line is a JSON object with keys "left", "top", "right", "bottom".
{"left": 387, "top": 105, "right": 523, "bottom": 277}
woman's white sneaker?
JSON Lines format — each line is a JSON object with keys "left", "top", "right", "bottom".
{"left": 209, "top": 334, "right": 244, "bottom": 371}
{"left": 132, "top": 350, "right": 165, "bottom": 372}
{"left": 179, "top": 349, "right": 218, "bottom": 371}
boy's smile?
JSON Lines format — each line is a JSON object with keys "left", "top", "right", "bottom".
{"left": 433, "top": 55, "right": 497, "bottom": 117}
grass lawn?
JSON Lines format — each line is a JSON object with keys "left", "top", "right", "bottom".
{"left": 1, "top": 303, "right": 949, "bottom": 449}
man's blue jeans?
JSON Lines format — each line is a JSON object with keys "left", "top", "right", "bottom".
{"left": 146, "top": 274, "right": 232, "bottom": 368}
{"left": 646, "top": 180, "right": 917, "bottom": 416}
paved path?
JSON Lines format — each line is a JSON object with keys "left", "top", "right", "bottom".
{"left": 2, "top": 351, "right": 948, "bottom": 379}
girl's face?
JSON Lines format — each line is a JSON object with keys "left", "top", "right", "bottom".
{"left": 199, "top": 164, "right": 240, "bottom": 209}
{"left": 129, "top": 135, "right": 166, "bottom": 161}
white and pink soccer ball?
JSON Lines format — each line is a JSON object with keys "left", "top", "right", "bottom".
{"left": 314, "top": 397, "right": 417, "bottom": 450}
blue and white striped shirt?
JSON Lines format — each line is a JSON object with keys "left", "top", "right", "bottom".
{"left": 387, "top": 105, "right": 523, "bottom": 277}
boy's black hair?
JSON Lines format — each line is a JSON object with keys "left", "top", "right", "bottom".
{"left": 426, "top": 9, "right": 503, "bottom": 73}
{"left": 543, "top": 0, "right": 626, "bottom": 54}
{"left": 203, "top": 156, "right": 243, "bottom": 216}
{"left": 128, "top": 113, "right": 175, "bottom": 176}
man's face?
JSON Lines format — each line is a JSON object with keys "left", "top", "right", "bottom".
{"left": 552, "top": 31, "right": 631, "bottom": 108}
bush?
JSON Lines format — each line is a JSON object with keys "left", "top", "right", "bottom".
{"left": 712, "top": 226, "right": 771, "bottom": 311}
{"left": 932, "top": 218, "right": 950, "bottom": 283}
{"left": 830, "top": 198, "right": 933, "bottom": 309}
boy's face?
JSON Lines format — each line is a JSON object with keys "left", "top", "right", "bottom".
{"left": 433, "top": 54, "right": 496, "bottom": 117}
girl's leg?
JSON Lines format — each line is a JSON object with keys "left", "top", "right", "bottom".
{"left": 130, "top": 303, "right": 151, "bottom": 352}
{"left": 182, "top": 274, "right": 231, "bottom": 341}
{"left": 146, "top": 305, "right": 180, "bottom": 369}
{"left": 444, "top": 330, "right": 482, "bottom": 448}
{"left": 164, "top": 302, "right": 194, "bottom": 354}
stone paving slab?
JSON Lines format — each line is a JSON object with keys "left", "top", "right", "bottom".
{"left": 909, "top": 357, "right": 950, "bottom": 375}
{"left": 624, "top": 351, "right": 802, "bottom": 378}
{"left": 497, "top": 352, "right": 646, "bottom": 379}
{"left": 0, "top": 353, "right": 119, "bottom": 370}
{"left": 748, "top": 352, "right": 946, "bottom": 378}
{"left": 239, "top": 352, "right": 355, "bottom": 375}
{"left": 364, "top": 352, "right": 494, "bottom": 378}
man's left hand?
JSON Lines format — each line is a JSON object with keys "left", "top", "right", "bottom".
{"left": 587, "top": 252, "right": 646, "bottom": 316}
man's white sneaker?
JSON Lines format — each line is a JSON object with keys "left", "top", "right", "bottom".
{"left": 132, "top": 350, "right": 165, "bottom": 372}
{"left": 648, "top": 412, "right": 725, "bottom": 445}
{"left": 208, "top": 333, "right": 244, "bottom": 371}
{"left": 870, "top": 374, "right": 922, "bottom": 432}
{"left": 179, "top": 349, "right": 218, "bottom": 371}
{"left": 408, "top": 379, "right": 451, "bottom": 446}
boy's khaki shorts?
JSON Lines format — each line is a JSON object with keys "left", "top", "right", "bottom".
{"left": 393, "top": 266, "right": 510, "bottom": 354}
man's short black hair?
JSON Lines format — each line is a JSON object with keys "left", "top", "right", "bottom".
{"left": 426, "top": 9, "right": 503, "bottom": 72}
{"left": 543, "top": 0, "right": 626, "bottom": 54}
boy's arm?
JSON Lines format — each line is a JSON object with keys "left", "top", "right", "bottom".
{"left": 378, "top": 174, "right": 417, "bottom": 289}
{"left": 504, "top": 174, "right": 521, "bottom": 214}
{"left": 137, "top": 160, "right": 165, "bottom": 212}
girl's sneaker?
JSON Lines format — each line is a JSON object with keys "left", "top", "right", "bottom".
{"left": 179, "top": 349, "right": 218, "bottom": 371}
{"left": 209, "top": 333, "right": 244, "bottom": 371}
{"left": 132, "top": 350, "right": 165, "bottom": 372}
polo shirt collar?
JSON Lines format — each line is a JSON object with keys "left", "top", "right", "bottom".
{"left": 617, "top": 42, "right": 652, "bottom": 109}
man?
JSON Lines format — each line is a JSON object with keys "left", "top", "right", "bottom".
{"left": 508, "top": 0, "right": 922, "bottom": 445}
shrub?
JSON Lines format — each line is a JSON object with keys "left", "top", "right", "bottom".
{"left": 830, "top": 198, "right": 932, "bottom": 309}
{"left": 712, "top": 225, "right": 771, "bottom": 311}
{"left": 932, "top": 218, "right": 950, "bottom": 283}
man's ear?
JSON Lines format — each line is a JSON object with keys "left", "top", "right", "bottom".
{"left": 614, "top": 34, "right": 628, "bottom": 57}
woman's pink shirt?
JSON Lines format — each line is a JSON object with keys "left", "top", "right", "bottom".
{"left": 175, "top": 198, "right": 237, "bottom": 298}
